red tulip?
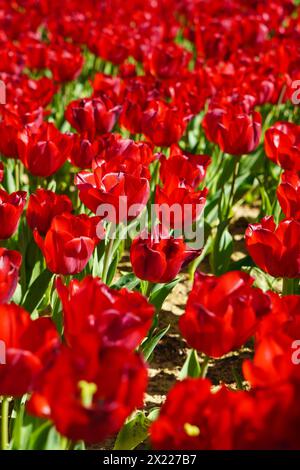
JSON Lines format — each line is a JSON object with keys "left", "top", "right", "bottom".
{"left": 179, "top": 271, "right": 270, "bottom": 358}
{"left": 151, "top": 377, "right": 300, "bottom": 450}
{"left": 69, "top": 135, "right": 99, "bottom": 169}
{"left": 75, "top": 162, "right": 150, "bottom": 223}
{"left": 0, "top": 162, "right": 3, "bottom": 182}
{"left": 0, "top": 189, "right": 27, "bottom": 239}
{"left": 155, "top": 182, "right": 207, "bottom": 229}
{"left": 202, "top": 106, "right": 262, "bottom": 155}
{"left": 141, "top": 100, "right": 187, "bottom": 147}
{"left": 0, "top": 304, "right": 59, "bottom": 396}
{"left": 65, "top": 97, "right": 121, "bottom": 141}
{"left": 160, "top": 145, "right": 211, "bottom": 189}
{"left": 17, "top": 122, "right": 73, "bottom": 177}
{"left": 130, "top": 229, "right": 200, "bottom": 283}
{"left": 0, "top": 248, "right": 22, "bottom": 303}
{"left": 26, "top": 189, "right": 73, "bottom": 236}
{"left": 34, "top": 213, "right": 104, "bottom": 275}
{"left": 28, "top": 342, "right": 147, "bottom": 443}
{"left": 56, "top": 276, "right": 154, "bottom": 350}
{"left": 245, "top": 216, "right": 300, "bottom": 278}
{"left": 276, "top": 171, "right": 300, "bottom": 220}
{"left": 47, "top": 42, "right": 83, "bottom": 83}
{"left": 145, "top": 43, "right": 192, "bottom": 79}
{"left": 265, "top": 122, "right": 300, "bottom": 171}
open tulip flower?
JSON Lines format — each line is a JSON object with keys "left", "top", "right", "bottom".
{"left": 245, "top": 216, "right": 300, "bottom": 278}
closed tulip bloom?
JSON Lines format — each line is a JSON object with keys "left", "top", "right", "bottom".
{"left": 179, "top": 271, "right": 270, "bottom": 358}
{"left": 0, "top": 304, "right": 59, "bottom": 396}
{"left": 47, "top": 42, "right": 83, "bottom": 83}
{"left": 69, "top": 135, "right": 99, "bottom": 169}
{"left": 265, "top": 122, "right": 300, "bottom": 171}
{"left": 245, "top": 216, "right": 300, "bottom": 278}
{"left": 56, "top": 276, "right": 154, "bottom": 350}
{"left": 0, "top": 248, "right": 22, "bottom": 303}
{"left": 202, "top": 106, "right": 262, "bottom": 155}
{"left": 277, "top": 171, "right": 300, "bottom": 220}
{"left": 17, "top": 122, "right": 73, "bottom": 177}
{"left": 65, "top": 97, "right": 121, "bottom": 141}
{"left": 34, "top": 213, "right": 104, "bottom": 275}
{"left": 26, "top": 189, "right": 73, "bottom": 236}
{"left": 130, "top": 230, "right": 200, "bottom": 283}
{"left": 141, "top": 100, "right": 187, "bottom": 147}
{"left": 0, "top": 189, "right": 27, "bottom": 239}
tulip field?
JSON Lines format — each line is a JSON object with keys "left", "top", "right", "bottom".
{"left": 1, "top": 0, "right": 300, "bottom": 453}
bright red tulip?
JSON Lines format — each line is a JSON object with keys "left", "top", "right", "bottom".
{"left": 69, "top": 135, "right": 99, "bottom": 169}
{"left": 34, "top": 213, "right": 104, "bottom": 275}
{"left": 0, "top": 248, "right": 22, "bottom": 303}
{"left": 277, "top": 171, "right": 300, "bottom": 220}
{"left": 26, "top": 189, "right": 73, "bottom": 236}
{"left": 47, "top": 42, "right": 83, "bottom": 83}
{"left": 0, "top": 189, "right": 27, "bottom": 239}
{"left": 265, "top": 122, "right": 300, "bottom": 171}
{"left": 245, "top": 216, "right": 300, "bottom": 278}
{"left": 179, "top": 271, "right": 270, "bottom": 358}
{"left": 202, "top": 106, "right": 262, "bottom": 155}
{"left": 0, "top": 304, "right": 59, "bottom": 396}
{"left": 56, "top": 276, "right": 154, "bottom": 350}
{"left": 17, "top": 122, "right": 73, "bottom": 177}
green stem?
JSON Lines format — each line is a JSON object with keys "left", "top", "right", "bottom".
{"left": 102, "top": 236, "right": 115, "bottom": 284}
{"left": 225, "top": 157, "right": 240, "bottom": 220}
{"left": 282, "top": 278, "right": 296, "bottom": 296}
{"left": 1, "top": 397, "right": 9, "bottom": 450}
{"left": 199, "top": 356, "right": 209, "bottom": 378}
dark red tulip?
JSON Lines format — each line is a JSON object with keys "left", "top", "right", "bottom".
{"left": 56, "top": 276, "right": 154, "bottom": 350}
{"left": 202, "top": 106, "right": 262, "bottom": 155}
{"left": 0, "top": 248, "right": 22, "bottom": 303}
{"left": 245, "top": 216, "right": 300, "bottom": 278}
{"left": 17, "top": 122, "right": 73, "bottom": 177}
{"left": 69, "top": 135, "right": 99, "bottom": 169}
{"left": 0, "top": 189, "right": 27, "bottom": 239}
{"left": 26, "top": 189, "right": 73, "bottom": 236}
{"left": 265, "top": 122, "right": 300, "bottom": 171}
{"left": 0, "top": 303, "right": 59, "bottom": 396}
{"left": 65, "top": 97, "right": 121, "bottom": 141}
{"left": 277, "top": 171, "right": 300, "bottom": 220}
{"left": 145, "top": 43, "right": 192, "bottom": 79}
{"left": 34, "top": 213, "right": 104, "bottom": 275}
{"left": 179, "top": 271, "right": 270, "bottom": 358}
{"left": 130, "top": 229, "right": 200, "bottom": 283}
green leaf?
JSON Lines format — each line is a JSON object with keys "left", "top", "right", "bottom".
{"left": 149, "top": 278, "right": 180, "bottom": 310}
{"left": 114, "top": 412, "right": 149, "bottom": 450}
{"left": 23, "top": 269, "right": 53, "bottom": 313}
{"left": 210, "top": 223, "right": 233, "bottom": 275}
{"left": 179, "top": 349, "right": 201, "bottom": 379}
{"left": 112, "top": 272, "right": 140, "bottom": 290}
{"left": 141, "top": 324, "right": 170, "bottom": 361}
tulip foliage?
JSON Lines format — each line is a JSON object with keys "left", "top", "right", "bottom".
{"left": 1, "top": 0, "right": 300, "bottom": 452}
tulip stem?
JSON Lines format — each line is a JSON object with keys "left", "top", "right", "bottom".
{"left": 1, "top": 397, "right": 9, "bottom": 450}
{"left": 282, "top": 278, "right": 296, "bottom": 296}
{"left": 102, "top": 235, "right": 115, "bottom": 284}
{"left": 199, "top": 356, "right": 209, "bottom": 378}
{"left": 225, "top": 157, "right": 240, "bottom": 220}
